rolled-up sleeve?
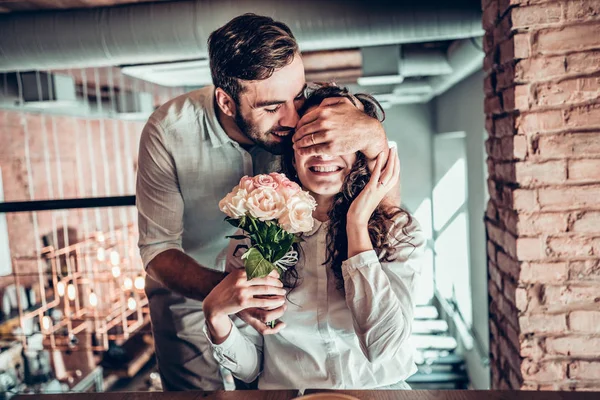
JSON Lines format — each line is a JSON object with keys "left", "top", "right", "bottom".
{"left": 341, "top": 216, "right": 425, "bottom": 364}
{"left": 136, "top": 118, "right": 184, "bottom": 269}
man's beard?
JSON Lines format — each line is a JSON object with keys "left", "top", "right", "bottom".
{"left": 234, "top": 112, "right": 293, "bottom": 155}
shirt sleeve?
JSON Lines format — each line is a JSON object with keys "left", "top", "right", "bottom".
{"left": 341, "top": 213, "right": 426, "bottom": 364}
{"left": 203, "top": 315, "right": 264, "bottom": 383}
{"left": 136, "top": 118, "right": 185, "bottom": 269}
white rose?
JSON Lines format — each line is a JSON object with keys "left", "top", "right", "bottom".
{"left": 245, "top": 186, "right": 286, "bottom": 221}
{"left": 280, "top": 191, "right": 317, "bottom": 233}
{"left": 218, "top": 186, "right": 248, "bottom": 218}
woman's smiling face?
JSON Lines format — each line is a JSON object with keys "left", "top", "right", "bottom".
{"left": 293, "top": 106, "right": 357, "bottom": 197}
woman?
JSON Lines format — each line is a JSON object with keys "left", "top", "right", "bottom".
{"left": 203, "top": 85, "right": 425, "bottom": 390}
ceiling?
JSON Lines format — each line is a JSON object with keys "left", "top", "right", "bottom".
{"left": 0, "top": 0, "right": 484, "bottom": 107}
{"left": 0, "top": 0, "right": 168, "bottom": 13}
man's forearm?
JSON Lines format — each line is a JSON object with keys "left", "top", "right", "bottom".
{"left": 146, "top": 249, "right": 226, "bottom": 301}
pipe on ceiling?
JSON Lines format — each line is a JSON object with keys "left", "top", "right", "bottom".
{"left": 0, "top": 0, "right": 483, "bottom": 72}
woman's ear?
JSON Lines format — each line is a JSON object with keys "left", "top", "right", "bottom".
{"left": 215, "top": 87, "right": 236, "bottom": 117}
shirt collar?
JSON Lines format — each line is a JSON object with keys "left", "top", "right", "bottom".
{"left": 303, "top": 218, "right": 329, "bottom": 238}
{"left": 204, "top": 86, "right": 232, "bottom": 148}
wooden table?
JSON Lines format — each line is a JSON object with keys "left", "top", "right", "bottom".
{"left": 13, "top": 390, "right": 600, "bottom": 399}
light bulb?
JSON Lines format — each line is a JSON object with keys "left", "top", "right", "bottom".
{"left": 42, "top": 316, "right": 51, "bottom": 331}
{"left": 89, "top": 292, "right": 98, "bottom": 307}
{"left": 97, "top": 247, "right": 105, "bottom": 262}
{"left": 111, "top": 266, "right": 121, "bottom": 278}
{"left": 134, "top": 276, "right": 145, "bottom": 290}
{"left": 57, "top": 281, "right": 65, "bottom": 297}
{"left": 110, "top": 251, "right": 119, "bottom": 266}
{"left": 127, "top": 297, "right": 136, "bottom": 311}
{"left": 67, "top": 284, "right": 76, "bottom": 301}
{"left": 123, "top": 277, "right": 133, "bottom": 290}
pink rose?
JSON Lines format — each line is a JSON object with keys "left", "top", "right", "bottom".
{"left": 279, "top": 191, "right": 317, "bottom": 233}
{"left": 218, "top": 186, "right": 248, "bottom": 218}
{"left": 239, "top": 176, "right": 256, "bottom": 193}
{"left": 278, "top": 178, "right": 302, "bottom": 201}
{"left": 269, "top": 172, "right": 288, "bottom": 184}
{"left": 253, "top": 174, "right": 278, "bottom": 190}
{"left": 245, "top": 186, "right": 286, "bottom": 221}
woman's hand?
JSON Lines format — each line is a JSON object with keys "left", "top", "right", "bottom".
{"left": 347, "top": 146, "right": 399, "bottom": 227}
{"left": 204, "top": 269, "right": 286, "bottom": 344}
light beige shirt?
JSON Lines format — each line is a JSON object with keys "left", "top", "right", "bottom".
{"left": 206, "top": 214, "right": 425, "bottom": 390}
{"left": 136, "top": 86, "right": 278, "bottom": 390}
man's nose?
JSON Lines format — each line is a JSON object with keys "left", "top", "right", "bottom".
{"left": 280, "top": 102, "right": 300, "bottom": 129}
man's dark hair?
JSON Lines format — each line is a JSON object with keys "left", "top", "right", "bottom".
{"left": 208, "top": 13, "right": 299, "bottom": 104}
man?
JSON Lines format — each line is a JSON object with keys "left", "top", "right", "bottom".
{"left": 136, "top": 13, "right": 391, "bottom": 391}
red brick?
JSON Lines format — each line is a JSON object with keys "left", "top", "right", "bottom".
{"left": 517, "top": 213, "right": 568, "bottom": 235}
{"left": 535, "top": 24, "right": 600, "bottom": 54}
{"left": 547, "top": 336, "right": 600, "bottom": 357}
{"left": 484, "top": 74, "right": 496, "bottom": 96}
{"left": 490, "top": 261, "right": 504, "bottom": 289}
{"left": 544, "top": 285, "right": 600, "bottom": 307}
{"left": 564, "top": 103, "right": 600, "bottom": 129}
{"left": 500, "top": 333, "right": 522, "bottom": 373}
{"left": 512, "top": 188, "right": 538, "bottom": 211}
{"left": 536, "top": 133, "right": 600, "bottom": 159}
{"left": 482, "top": 0, "right": 499, "bottom": 30}
{"left": 515, "top": 56, "right": 566, "bottom": 83}
{"left": 503, "top": 85, "right": 530, "bottom": 111}
{"left": 499, "top": 208, "right": 519, "bottom": 235}
{"left": 568, "top": 159, "right": 600, "bottom": 183}
{"left": 569, "top": 361, "right": 600, "bottom": 380}
{"left": 497, "top": 250, "right": 520, "bottom": 280}
{"left": 521, "top": 359, "right": 567, "bottom": 381}
{"left": 485, "top": 95, "right": 504, "bottom": 116}
{"left": 487, "top": 199, "right": 499, "bottom": 221}
{"left": 517, "top": 237, "right": 544, "bottom": 261}
{"left": 508, "top": 368, "right": 523, "bottom": 390}
{"left": 496, "top": 63, "right": 515, "bottom": 91}
{"left": 520, "top": 313, "right": 567, "bottom": 334}
{"left": 520, "top": 336, "right": 545, "bottom": 361}
{"left": 569, "top": 211, "right": 600, "bottom": 233}
{"left": 514, "top": 33, "right": 531, "bottom": 59}
{"left": 495, "top": 114, "right": 517, "bottom": 137}
{"left": 566, "top": 50, "right": 600, "bottom": 76}
{"left": 538, "top": 185, "right": 600, "bottom": 210}
{"left": 514, "top": 161, "right": 567, "bottom": 186}
{"left": 488, "top": 240, "right": 498, "bottom": 263}
{"left": 520, "top": 262, "right": 569, "bottom": 284}
{"left": 570, "top": 310, "right": 600, "bottom": 333}
{"left": 536, "top": 77, "right": 600, "bottom": 107}
{"left": 565, "top": 1, "right": 600, "bottom": 23}
{"left": 517, "top": 110, "right": 563, "bottom": 134}
{"left": 511, "top": 3, "right": 562, "bottom": 29}
{"left": 485, "top": 115, "right": 495, "bottom": 136}
{"left": 504, "top": 275, "right": 518, "bottom": 306}
{"left": 569, "top": 260, "right": 600, "bottom": 281}
{"left": 484, "top": 53, "right": 496, "bottom": 74}
{"left": 545, "top": 236, "right": 595, "bottom": 258}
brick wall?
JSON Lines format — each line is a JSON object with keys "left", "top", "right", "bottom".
{"left": 483, "top": 0, "right": 600, "bottom": 391}
{"left": 0, "top": 69, "right": 184, "bottom": 288}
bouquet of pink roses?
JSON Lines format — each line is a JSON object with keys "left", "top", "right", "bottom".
{"left": 219, "top": 173, "right": 317, "bottom": 280}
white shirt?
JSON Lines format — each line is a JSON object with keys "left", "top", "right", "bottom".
{"left": 136, "top": 86, "right": 278, "bottom": 390}
{"left": 205, "top": 213, "right": 426, "bottom": 390}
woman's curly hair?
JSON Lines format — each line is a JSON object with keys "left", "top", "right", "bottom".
{"left": 280, "top": 84, "right": 415, "bottom": 291}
